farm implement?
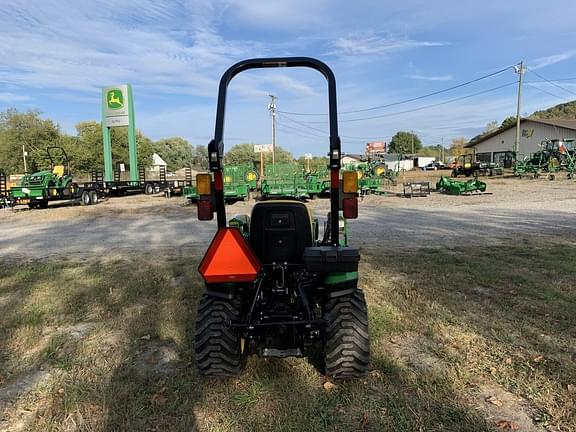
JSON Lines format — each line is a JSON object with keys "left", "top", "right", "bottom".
{"left": 514, "top": 139, "right": 576, "bottom": 180}
{"left": 261, "top": 163, "right": 330, "bottom": 199}
{"left": 436, "top": 176, "right": 487, "bottom": 195}
{"left": 343, "top": 160, "right": 396, "bottom": 195}
{"left": 193, "top": 57, "right": 369, "bottom": 379}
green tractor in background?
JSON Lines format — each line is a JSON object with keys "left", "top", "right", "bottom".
{"left": 9, "top": 147, "right": 99, "bottom": 208}
{"left": 514, "top": 139, "right": 576, "bottom": 180}
{"left": 343, "top": 160, "right": 390, "bottom": 194}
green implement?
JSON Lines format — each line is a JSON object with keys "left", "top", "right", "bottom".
{"left": 436, "top": 176, "right": 486, "bottom": 195}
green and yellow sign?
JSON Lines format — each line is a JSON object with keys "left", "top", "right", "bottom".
{"left": 106, "top": 89, "right": 124, "bottom": 110}
{"left": 102, "top": 85, "right": 130, "bottom": 127}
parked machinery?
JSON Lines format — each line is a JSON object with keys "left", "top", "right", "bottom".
{"left": 9, "top": 147, "right": 103, "bottom": 208}
{"left": 514, "top": 139, "right": 576, "bottom": 180}
{"left": 451, "top": 154, "right": 503, "bottom": 178}
{"left": 436, "top": 176, "right": 487, "bottom": 195}
{"left": 193, "top": 57, "right": 369, "bottom": 379}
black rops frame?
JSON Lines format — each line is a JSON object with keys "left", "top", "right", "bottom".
{"left": 207, "top": 57, "right": 342, "bottom": 246}
{"left": 46, "top": 146, "right": 70, "bottom": 176}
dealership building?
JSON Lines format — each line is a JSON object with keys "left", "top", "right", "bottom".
{"left": 465, "top": 118, "right": 576, "bottom": 167}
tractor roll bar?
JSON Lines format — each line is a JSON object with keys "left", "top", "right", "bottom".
{"left": 208, "top": 57, "right": 342, "bottom": 246}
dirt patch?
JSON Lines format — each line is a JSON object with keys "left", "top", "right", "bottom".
{"left": 387, "top": 333, "right": 445, "bottom": 373}
{"left": 469, "top": 383, "right": 545, "bottom": 432}
{"left": 132, "top": 339, "right": 182, "bottom": 376}
{"left": 385, "top": 332, "right": 546, "bottom": 431}
{"left": 0, "top": 370, "right": 51, "bottom": 406}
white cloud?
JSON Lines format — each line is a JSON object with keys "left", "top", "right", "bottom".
{"left": 407, "top": 74, "right": 453, "bottom": 81}
{"left": 529, "top": 51, "right": 576, "bottom": 70}
{"left": 329, "top": 32, "right": 448, "bottom": 58}
{"left": 0, "top": 1, "right": 266, "bottom": 98}
{"left": 0, "top": 92, "right": 31, "bottom": 103}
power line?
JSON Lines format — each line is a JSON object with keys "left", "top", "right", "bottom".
{"left": 277, "top": 65, "right": 514, "bottom": 116}
{"left": 282, "top": 81, "right": 517, "bottom": 124}
{"left": 526, "top": 67, "right": 576, "bottom": 97}
{"left": 525, "top": 83, "right": 571, "bottom": 102}
{"left": 277, "top": 116, "right": 387, "bottom": 142}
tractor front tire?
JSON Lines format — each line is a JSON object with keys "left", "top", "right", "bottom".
{"left": 323, "top": 289, "right": 370, "bottom": 379}
{"left": 195, "top": 294, "right": 244, "bottom": 377}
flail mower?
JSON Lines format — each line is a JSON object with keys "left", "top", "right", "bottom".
{"left": 194, "top": 57, "right": 369, "bottom": 379}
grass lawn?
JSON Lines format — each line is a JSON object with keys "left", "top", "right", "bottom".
{"left": 0, "top": 241, "right": 574, "bottom": 431}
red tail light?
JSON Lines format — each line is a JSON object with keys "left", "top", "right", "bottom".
{"left": 197, "top": 198, "right": 213, "bottom": 220}
{"left": 342, "top": 197, "right": 358, "bottom": 219}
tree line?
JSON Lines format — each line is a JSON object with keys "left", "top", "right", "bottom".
{"left": 6, "top": 108, "right": 522, "bottom": 175}
{"left": 0, "top": 109, "right": 209, "bottom": 175}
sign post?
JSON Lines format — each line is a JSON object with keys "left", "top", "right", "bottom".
{"left": 304, "top": 153, "right": 312, "bottom": 171}
{"left": 101, "top": 84, "right": 137, "bottom": 183}
{"left": 254, "top": 144, "right": 273, "bottom": 178}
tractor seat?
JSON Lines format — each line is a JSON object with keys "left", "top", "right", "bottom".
{"left": 53, "top": 165, "right": 65, "bottom": 177}
{"left": 249, "top": 200, "right": 313, "bottom": 264}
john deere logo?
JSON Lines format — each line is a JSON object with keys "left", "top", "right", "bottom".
{"left": 107, "top": 89, "right": 124, "bottom": 110}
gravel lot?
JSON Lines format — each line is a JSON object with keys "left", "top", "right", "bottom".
{"left": 1, "top": 176, "right": 575, "bottom": 261}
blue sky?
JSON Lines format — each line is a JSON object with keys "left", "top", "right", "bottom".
{"left": 1, "top": 0, "right": 576, "bottom": 156}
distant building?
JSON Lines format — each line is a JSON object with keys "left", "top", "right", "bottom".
{"left": 151, "top": 153, "right": 168, "bottom": 172}
{"left": 379, "top": 154, "right": 414, "bottom": 171}
{"left": 341, "top": 154, "right": 364, "bottom": 165}
{"left": 465, "top": 118, "right": 576, "bottom": 168}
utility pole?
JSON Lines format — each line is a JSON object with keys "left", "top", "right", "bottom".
{"left": 411, "top": 130, "right": 414, "bottom": 154}
{"left": 514, "top": 61, "right": 525, "bottom": 160}
{"left": 268, "top": 95, "right": 277, "bottom": 172}
{"left": 22, "top": 145, "right": 28, "bottom": 173}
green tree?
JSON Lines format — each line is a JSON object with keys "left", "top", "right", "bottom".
{"left": 153, "top": 137, "right": 194, "bottom": 171}
{"left": 449, "top": 137, "right": 469, "bottom": 156}
{"left": 224, "top": 143, "right": 293, "bottom": 166}
{"left": 388, "top": 131, "right": 422, "bottom": 154}
{"left": 0, "top": 108, "right": 61, "bottom": 173}
{"left": 72, "top": 121, "right": 153, "bottom": 174}
{"left": 501, "top": 116, "right": 517, "bottom": 128}
{"left": 484, "top": 120, "right": 499, "bottom": 133}
{"left": 192, "top": 145, "right": 209, "bottom": 169}
{"left": 296, "top": 155, "right": 329, "bottom": 172}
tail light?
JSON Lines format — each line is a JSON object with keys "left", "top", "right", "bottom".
{"left": 342, "top": 197, "right": 358, "bottom": 219}
{"left": 196, "top": 173, "right": 214, "bottom": 220}
{"left": 343, "top": 171, "right": 358, "bottom": 193}
{"left": 342, "top": 170, "right": 358, "bottom": 219}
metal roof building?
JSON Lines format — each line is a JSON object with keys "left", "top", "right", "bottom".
{"left": 465, "top": 118, "right": 576, "bottom": 168}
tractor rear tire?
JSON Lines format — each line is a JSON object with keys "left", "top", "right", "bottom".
{"left": 323, "top": 289, "right": 370, "bottom": 379}
{"left": 195, "top": 294, "right": 244, "bottom": 377}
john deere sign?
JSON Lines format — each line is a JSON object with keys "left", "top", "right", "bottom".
{"left": 107, "top": 89, "right": 124, "bottom": 110}
{"left": 102, "top": 85, "right": 129, "bottom": 126}
{"left": 101, "top": 84, "right": 137, "bottom": 182}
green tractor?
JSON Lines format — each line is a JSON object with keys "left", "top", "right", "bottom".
{"left": 514, "top": 139, "right": 576, "bottom": 180}
{"left": 194, "top": 57, "right": 369, "bottom": 379}
{"left": 9, "top": 147, "right": 102, "bottom": 208}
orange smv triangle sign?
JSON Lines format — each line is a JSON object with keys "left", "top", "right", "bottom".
{"left": 198, "top": 228, "right": 261, "bottom": 283}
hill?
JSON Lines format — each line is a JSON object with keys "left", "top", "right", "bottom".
{"left": 531, "top": 100, "right": 576, "bottom": 120}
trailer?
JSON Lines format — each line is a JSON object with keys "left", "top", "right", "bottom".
{"left": 9, "top": 147, "right": 105, "bottom": 208}
{"left": 0, "top": 169, "right": 9, "bottom": 208}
